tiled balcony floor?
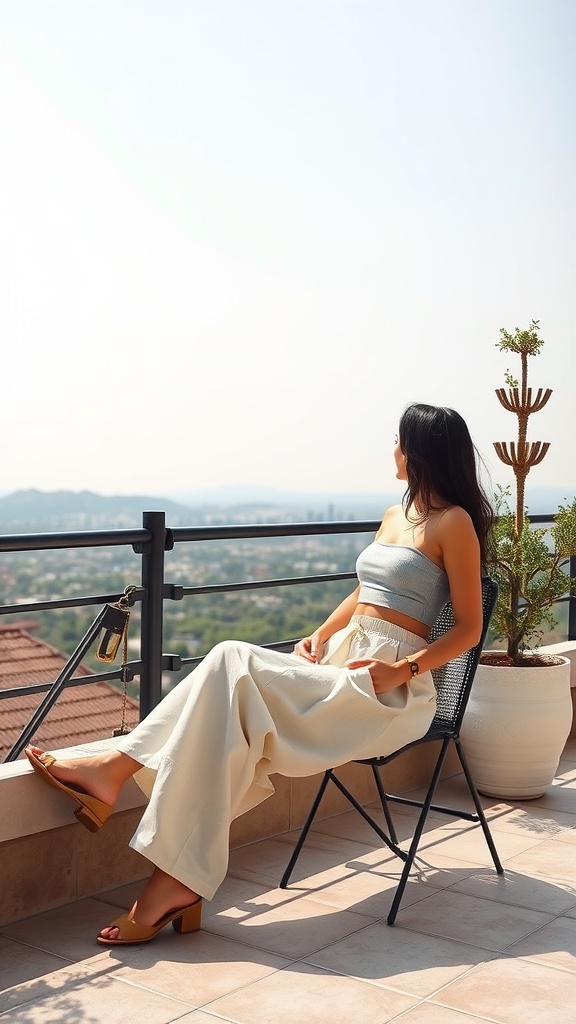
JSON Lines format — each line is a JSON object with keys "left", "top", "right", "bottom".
{"left": 2, "top": 739, "right": 576, "bottom": 1023}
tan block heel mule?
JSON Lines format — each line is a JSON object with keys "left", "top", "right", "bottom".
{"left": 97, "top": 897, "right": 203, "bottom": 945}
{"left": 25, "top": 749, "right": 113, "bottom": 832}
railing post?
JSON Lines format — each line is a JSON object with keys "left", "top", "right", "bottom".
{"left": 139, "top": 511, "right": 167, "bottom": 719}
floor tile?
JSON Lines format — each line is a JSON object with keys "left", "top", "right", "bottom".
{"left": 401, "top": 850, "right": 499, "bottom": 890}
{"left": 522, "top": 779, "right": 576, "bottom": 814}
{"left": 553, "top": 825, "right": 576, "bottom": 845}
{"left": 288, "top": 856, "right": 443, "bottom": 919}
{"left": 204, "top": 889, "right": 376, "bottom": 959}
{"left": 435, "top": 955, "right": 576, "bottom": 1024}
{"left": 1, "top": 898, "right": 133, "bottom": 962}
{"left": 174, "top": 1013, "right": 240, "bottom": 1024}
{"left": 392, "top": 889, "right": 551, "bottom": 951}
{"left": 304, "top": 918, "right": 495, "bottom": 997}
{"left": 227, "top": 831, "right": 376, "bottom": 890}
{"left": 449, "top": 866, "right": 576, "bottom": 915}
{"left": 107, "top": 929, "right": 292, "bottom": 1006}
{"left": 462, "top": 802, "right": 576, "bottom": 840}
{"left": 399, "top": 778, "right": 494, "bottom": 817}
{"left": 0, "top": 934, "right": 68, "bottom": 992}
{"left": 308, "top": 805, "right": 425, "bottom": 847}
{"left": 0, "top": 946, "right": 90, "bottom": 1015}
{"left": 205, "top": 961, "right": 417, "bottom": 1024}
{"left": 505, "top": 835, "right": 576, "bottom": 882}
{"left": 415, "top": 820, "right": 536, "bottom": 864}
{"left": 201, "top": 873, "right": 286, "bottom": 918}
{"left": 0, "top": 969, "right": 194, "bottom": 1023}
{"left": 390, "top": 1003, "right": 497, "bottom": 1023}
{"left": 505, "top": 914, "right": 576, "bottom": 972}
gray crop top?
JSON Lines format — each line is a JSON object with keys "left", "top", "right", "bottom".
{"left": 356, "top": 542, "right": 450, "bottom": 627}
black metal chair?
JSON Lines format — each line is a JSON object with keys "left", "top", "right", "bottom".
{"left": 280, "top": 577, "right": 503, "bottom": 925}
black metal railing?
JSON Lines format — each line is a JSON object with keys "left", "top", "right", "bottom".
{"left": 0, "top": 512, "right": 377, "bottom": 760}
{"left": 1, "top": 510, "right": 575, "bottom": 762}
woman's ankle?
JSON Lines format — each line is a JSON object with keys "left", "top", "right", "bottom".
{"left": 103, "top": 750, "right": 141, "bottom": 784}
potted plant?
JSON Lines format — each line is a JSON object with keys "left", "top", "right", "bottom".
{"left": 461, "top": 320, "right": 576, "bottom": 799}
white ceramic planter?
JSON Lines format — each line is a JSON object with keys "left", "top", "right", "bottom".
{"left": 460, "top": 656, "right": 573, "bottom": 799}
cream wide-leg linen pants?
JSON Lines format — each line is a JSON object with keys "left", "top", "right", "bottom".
{"left": 117, "top": 615, "right": 436, "bottom": 900}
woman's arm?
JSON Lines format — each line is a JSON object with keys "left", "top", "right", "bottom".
{"left": 294, "top": 585, "right": 361, "bottom": 663}
{"left": 349, "top": 507, "right": 483, "bottom": 693}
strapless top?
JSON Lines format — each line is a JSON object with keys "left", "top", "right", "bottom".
{"left": 356, "top": 542, "right": 450, "bottom": 627}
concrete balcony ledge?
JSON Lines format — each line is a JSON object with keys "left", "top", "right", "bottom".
{"left": 0, "top": 738, "right": 149, "bottom": 926}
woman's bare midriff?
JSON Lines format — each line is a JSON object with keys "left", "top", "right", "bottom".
{"left": 353, "top": 603, "right": 429, "bottom": 640}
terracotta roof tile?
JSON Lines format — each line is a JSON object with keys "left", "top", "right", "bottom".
{"left": 0, "top": 627, "right": 139, "bottom": 761}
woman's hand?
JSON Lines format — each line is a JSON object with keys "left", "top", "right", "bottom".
{"left": 347, "top": 658, "right": 407, "bottom": 694}
{"left": 293, "top": 631, "right": 323, "bottom": 663}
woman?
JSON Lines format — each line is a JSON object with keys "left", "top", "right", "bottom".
{"left": 26, "top": 403, "right": 493, "bottom": 945}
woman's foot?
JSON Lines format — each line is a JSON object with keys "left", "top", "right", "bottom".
{"left": 98, "top": 868, "right": 201, "bottom": 943}
{"left": 25, "top": 745, "right": 138, "bottom": 808}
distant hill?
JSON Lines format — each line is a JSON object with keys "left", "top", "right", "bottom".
{"left": 0, "top": 485, "right": 571, "bottom": 533}
{"left": 0, "top": 488, "right": 388, "bottom": 533}
{"left": 0, "top": 489, "right": 197, "bottom": 532}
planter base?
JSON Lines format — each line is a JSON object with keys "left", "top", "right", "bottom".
{"left": 461, "top": 657, "right": 572, "bottom": 801}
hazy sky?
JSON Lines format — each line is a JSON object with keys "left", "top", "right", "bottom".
{"left": 1, "top": 0, "right": 575, "bottom": 500}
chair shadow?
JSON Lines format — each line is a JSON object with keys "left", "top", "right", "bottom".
{"left": 94, "top": 862, "right": 576, "bottom": 985}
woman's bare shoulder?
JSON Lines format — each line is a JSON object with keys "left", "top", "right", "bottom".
{"left": 437, "top": 505, "right": 478, "bottom": 551}
{"left": 439, "top": 505, "right": 474, "bottom": 530}
{"left": 383, "top": 503, "right": 404, "bottom": 520}
{"left": 375, "top": 503, "right": 403, "bottom": 537}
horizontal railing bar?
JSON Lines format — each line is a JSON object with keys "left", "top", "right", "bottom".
{"left": 0, "top": 512, "right": 561, "bottom": 552}
{"left": 0, "top": 667, "right": 132, "bottom": 699}
{"left": 0, "top": 513, "right": 559, "bottom": 554}
{"left": 171, "top": 520, "right": 379, "bottom": 543}
{"left": 0, "top": 589, "right": 144, "bottom": 617}
{"left": 179, "top": 571, "right": 357, "bottom": 598}
{"left": 171, "top": 513, "right": 556, "bottom": 545}
{"left": 0, "top": 528, "right": 149, "bottom": 553}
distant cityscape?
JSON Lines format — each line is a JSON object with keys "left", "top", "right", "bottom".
{"left": 0, "top": 484, "right": 572, "bottom": 534}
{"left": 0, "top": 487, "right": 395, "bottom": 534}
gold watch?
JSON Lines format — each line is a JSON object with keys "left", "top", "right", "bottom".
{"left": 405, "top": 656, "right": 420, "bottom": 677}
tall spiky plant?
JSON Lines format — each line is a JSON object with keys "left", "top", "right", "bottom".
{"left": 488, "top": 321, "right": 576, "bottom": 665}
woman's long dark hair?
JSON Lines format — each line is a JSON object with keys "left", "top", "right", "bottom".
{"left": 398, "top": 403, "right": 494, "bottom": 566}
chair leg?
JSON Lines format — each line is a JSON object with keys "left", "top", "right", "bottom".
{"left": 454, "top": 738, "right": 504, "bottom": 875}
{"left": 329, "top": 772, "right": 406, "bottom": 859}
{"left": 371, "top": 764, "right": 398, "bottom": 845}
{"left": 280, "top": 765, "right": 407, "bottom": 890}
{"left": 279, "top": 771, "right": 332, "bottom": 888}
{"left": 387, "top": 738, "right": 450, "bottom": 926}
